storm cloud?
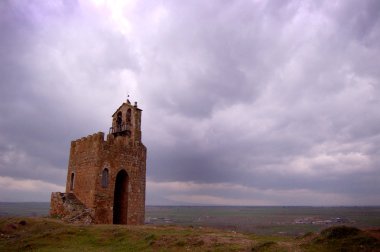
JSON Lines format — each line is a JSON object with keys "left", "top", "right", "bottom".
{"left": 1, "top": 0, "right": 379, "bottom": 205}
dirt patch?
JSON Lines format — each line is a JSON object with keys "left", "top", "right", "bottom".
{"left": 366, "top": 228, "right": 380, "bottom": 240}
{"left": 151, "top": 230, "right": 252, "bottom": 250}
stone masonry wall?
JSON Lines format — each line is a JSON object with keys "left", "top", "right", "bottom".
{"left": 64, "top": 130, "right": 146, "bottom": 225}
{"left": 93, "top": 135, "right": 146, "bottom": 224}
{"left": 66, "top": 132, "right": 105, "bottom": 209}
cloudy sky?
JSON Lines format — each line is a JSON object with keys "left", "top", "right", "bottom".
{"left": 1, "top": 0, "right": 379, "bottom": 205}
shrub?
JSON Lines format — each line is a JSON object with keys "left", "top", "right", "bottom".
{"left": 320, "top": 226, "right": 360, "bottom": 240}
{"left": 251, "top": 241, "right": 277, "bottom": 251}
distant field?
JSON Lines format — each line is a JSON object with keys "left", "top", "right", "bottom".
{"left": 0, "top": 202, "right": 49, "bottom": 217}
{"left": 145, "top": 206, "right": 380, "bottom": 236}
{"left": 1, "top": 203, "right": 380, "bottom": 236}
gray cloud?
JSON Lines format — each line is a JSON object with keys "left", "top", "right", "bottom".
{"left": 0, "top": 0, "right": 379, "bottom": 205}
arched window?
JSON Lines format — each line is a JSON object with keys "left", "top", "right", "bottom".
{"left": 70, "top": 173, "right": 75, "bottom": 190}
{"left": 102, "top": 168, "right": 109, "bottom": 188}
{"left": 126, "top": 109, "right": 131, "bottom": 124}
{"left": 116, "top": 112, "right": 122, "bottom": 127}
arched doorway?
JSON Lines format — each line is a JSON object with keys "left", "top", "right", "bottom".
{"left": 113, "top": 170, "right": 129, "bottom": 224}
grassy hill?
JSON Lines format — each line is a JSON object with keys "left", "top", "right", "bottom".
{"left": 1, "top": 217, "right": 379, "bottom": 251}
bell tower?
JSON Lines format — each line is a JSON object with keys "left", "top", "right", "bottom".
{"left": 109, "top": 99, "right": 142, "bottom": 143}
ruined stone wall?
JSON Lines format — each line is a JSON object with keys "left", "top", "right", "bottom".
{"left": 65, "top": 132, "right": 105, "bottom": 208}
{"left": 50, "top": 192, "right": 94, "bottom": 224}
{"left": 50, "top": 192, "right": 69, "bottom": 217}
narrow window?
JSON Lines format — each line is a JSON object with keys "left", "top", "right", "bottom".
{"left": 102, "top": 168, "right": 109, "bottom": 188}
{"left": 70, "top": 173, "right": 75, "bottom": 190}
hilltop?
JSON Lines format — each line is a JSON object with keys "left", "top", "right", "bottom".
{"left": 1, "top": 217, "right": 379, "bottom": 251}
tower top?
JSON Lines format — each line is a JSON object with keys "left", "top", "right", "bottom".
{"left": 109, "top": 101, "right": 142, "bottom": 141}
{"left": 112, "top": 101, "right": 142, "bottom": 117}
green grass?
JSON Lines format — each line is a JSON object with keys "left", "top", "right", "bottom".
{"left": 0, "top": 217, "right": 252, "bottom": 251}
{"left": 1, "top": 217, "right": 379, "bottom": 251}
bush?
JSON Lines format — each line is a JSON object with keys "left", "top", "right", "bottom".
{"left": 320, "top": 226, "right": 360, "bottom": 240}
{"left": 251, "top": 241, "right": 277, "bottom": 251}
{"left": 309, "top": 226, "right": 380, "bottom": 251}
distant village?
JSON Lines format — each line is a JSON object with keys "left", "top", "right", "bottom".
{"left": 293, "top": 217, "right": 353, "bottom": 225}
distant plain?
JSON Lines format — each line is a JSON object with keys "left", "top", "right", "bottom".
{"left": 1, "top": 203, "right": 379, "bottom": 236}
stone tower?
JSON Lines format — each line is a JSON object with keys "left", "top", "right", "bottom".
{"left": 50, "top": 100, "right": 147, "bottom": 225}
